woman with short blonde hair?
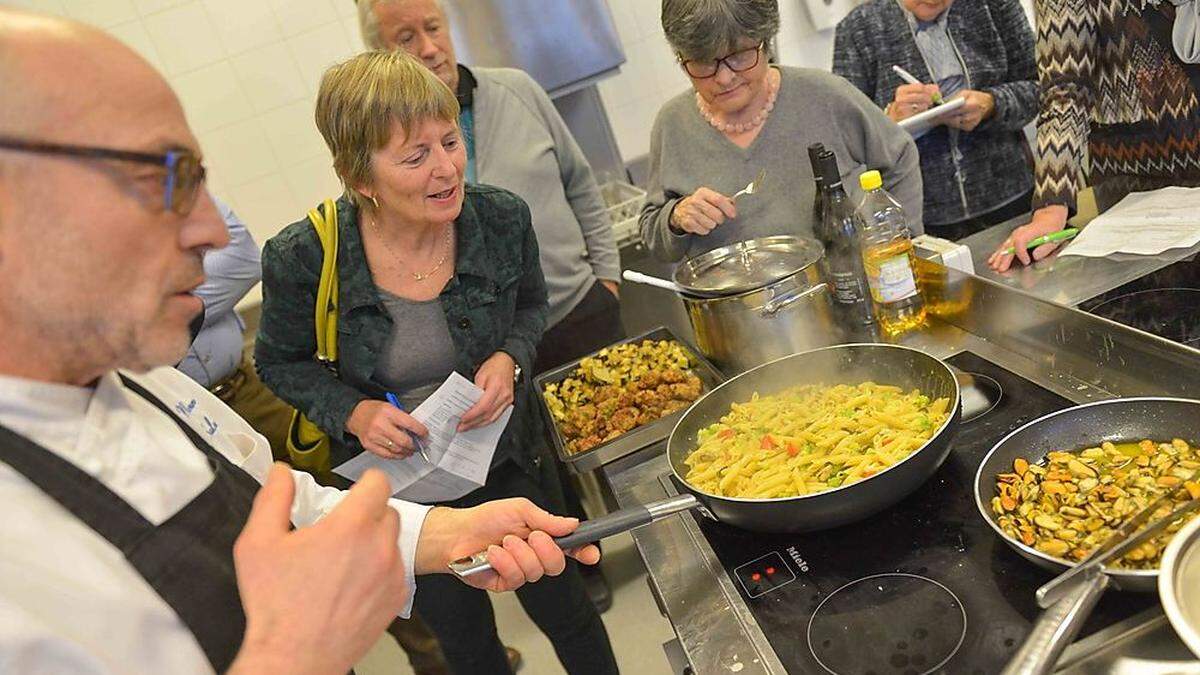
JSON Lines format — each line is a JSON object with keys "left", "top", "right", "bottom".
{"left": 315, "top": 49, "right": 459, "bottom": 210}
{"left": 256, "top": 50, "right": 617, "bottom": 674}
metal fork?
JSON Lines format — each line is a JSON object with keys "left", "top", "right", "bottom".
{"left": 732, "top": 168, "right": 766, "bottom": 201}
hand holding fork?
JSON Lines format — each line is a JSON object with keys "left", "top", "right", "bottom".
{"left": 732, "top": 169, "right": 766, "bottom": 201}
{"left": 668, "top": 169, "right": 765, "bottom": 236}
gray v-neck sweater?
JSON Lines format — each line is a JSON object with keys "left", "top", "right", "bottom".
{"left": 468, "top": 66, "right": 619, "bottom": 326}
{"left": 639, "top": 66, "right": 923, "bottom": 262}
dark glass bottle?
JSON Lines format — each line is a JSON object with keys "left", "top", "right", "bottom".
{"left": 807, "top": 143, "right": 826, "bottom": 226}
{"left": 813, "top": 150, "right": 875, "bottom": 325}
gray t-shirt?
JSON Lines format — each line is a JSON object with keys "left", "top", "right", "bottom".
{"left": 639, "top": 66, "right": 923, "bottom": 262}
{"left": 372, "top": 288, "right": 458, "bottom": 410}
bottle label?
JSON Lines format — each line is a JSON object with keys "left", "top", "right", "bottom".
{"left": 829, "top": 270, "right": 866, "bottom": 303}
{"left": 868, "top": 255, "right": 918, "bottom": 303}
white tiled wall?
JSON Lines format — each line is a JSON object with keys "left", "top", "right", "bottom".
{"left": 6, "top": 0, "right": 365, "bottom": 252}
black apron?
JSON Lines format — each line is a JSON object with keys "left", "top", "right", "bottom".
{"left": 0, "top": 376, "right": 260, "bottom": 672}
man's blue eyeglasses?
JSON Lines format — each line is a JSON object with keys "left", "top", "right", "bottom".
{"left": 0, "top": 136, "right": 207, "bottom": 215}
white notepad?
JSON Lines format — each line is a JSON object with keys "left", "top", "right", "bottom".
{"left": 898, "top": 97, "right": 967, "bottom": 136}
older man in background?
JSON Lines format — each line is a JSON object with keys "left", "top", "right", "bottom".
{"left": 358, "top": 0, "right": 624, "bottom": 610}
{"left": 0, "top": 9, "right": 598, "bottom": 673}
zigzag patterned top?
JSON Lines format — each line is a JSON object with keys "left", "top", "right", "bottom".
{"left": 1036, "top": 0, "right": 1200, "bottom": 211}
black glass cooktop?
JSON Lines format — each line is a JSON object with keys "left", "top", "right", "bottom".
{"left": 1080, "top": 254, "right": 1200, "bottom": 346}
{"left": 662, "top": 352, "right": 1156, "bottom": 674}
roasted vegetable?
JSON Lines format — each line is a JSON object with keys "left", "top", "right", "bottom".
{"left": 542, "top": 339, "right": 702, "bottom": 454}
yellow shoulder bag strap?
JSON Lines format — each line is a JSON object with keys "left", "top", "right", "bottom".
{"left": 284, "top": 199, "right": 339, "bottom": 477}
{"left": 308, "top": 198, "right": 339, "bottom": 364}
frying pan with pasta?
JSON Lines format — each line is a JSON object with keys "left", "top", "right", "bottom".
{"left": 448, "top": 344, "right": 963, "bottom": 578}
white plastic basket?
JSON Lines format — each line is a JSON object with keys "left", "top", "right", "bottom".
{"left": 600, "top": 180, "right": 647, "bottom": 247}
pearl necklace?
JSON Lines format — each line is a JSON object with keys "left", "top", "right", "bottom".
{"left": 371, "top": 217, "right": 454, "bottom": 282}
{"left": 696, "top": 71, "right": 779, "bottom": 134}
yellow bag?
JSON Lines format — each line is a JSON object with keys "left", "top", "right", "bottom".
{"left": 284, "top": 199, "right": 340, "bottom": 477}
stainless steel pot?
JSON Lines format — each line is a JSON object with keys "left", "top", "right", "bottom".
{"left": 1161, "top": 515, "right": 1200, "bottom": 659}
{"left": 672, "top": 236, "right": 835, "bottom": 375}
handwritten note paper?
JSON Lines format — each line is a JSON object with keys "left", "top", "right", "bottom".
{"left": 1060, "top": 187, "right": 1200, "bottom": 258}
{"left": 333, "top": 371, "right": 513, "bottom": 502}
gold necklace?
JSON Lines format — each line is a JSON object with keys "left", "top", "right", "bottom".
{"left": 371, "top": 217, "right": 453, "bottom": 282}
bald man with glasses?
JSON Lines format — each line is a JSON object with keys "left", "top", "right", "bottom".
{"left": 0, "top": 9, "right": 599, "bottom": 673}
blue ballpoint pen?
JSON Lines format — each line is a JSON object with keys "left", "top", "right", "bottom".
{"left": 385, "top": 392, "right": 432, "bottom": 463}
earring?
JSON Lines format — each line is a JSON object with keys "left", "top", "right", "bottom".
{"left": 370, "top": 195, "right": 380, "bottom": 209}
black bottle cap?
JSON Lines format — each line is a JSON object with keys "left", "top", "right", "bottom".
{"left": 817, "top": 150, "right": 842, "bottom": 189}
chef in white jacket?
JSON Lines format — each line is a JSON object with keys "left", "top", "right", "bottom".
{"left": 0, "top": 9, "right": 598, "bottom": 674}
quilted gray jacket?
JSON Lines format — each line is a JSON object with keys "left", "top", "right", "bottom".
{"left": 833, "top": 0, "right": 1037, "bottom": 226}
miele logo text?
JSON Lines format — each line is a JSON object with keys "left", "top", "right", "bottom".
{"left": 786, "top": 546, "right": 810, "bottom": 573}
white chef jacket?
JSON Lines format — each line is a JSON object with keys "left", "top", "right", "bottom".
{"left": 0, "top": 366, "right": 432, "bottom": 674}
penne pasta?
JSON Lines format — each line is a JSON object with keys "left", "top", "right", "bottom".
{"left": 684, "top": 382, "right": 950, "bottom": 498}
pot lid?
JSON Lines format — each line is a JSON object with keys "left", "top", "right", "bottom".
{"left": 673, "top": 235, "right": 824, "bottom": 296}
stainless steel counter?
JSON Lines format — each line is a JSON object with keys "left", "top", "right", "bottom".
{"left": 959, "top": 216, "right": 1200, "bottom": 307}
{"left": 603, "top": 265, "right": 1200, "bottom": 674}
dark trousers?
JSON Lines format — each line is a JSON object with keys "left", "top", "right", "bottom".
{"left": 926, "top": 190, "right": 1034, "bottom": 241}
{"left": 413, "top": 450, "right": 619, "bottom": 675}
{"left": 535, "top": 280, "right": 626, "bottom": 376}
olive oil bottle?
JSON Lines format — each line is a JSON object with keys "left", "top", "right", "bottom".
{"left": 857, "top": 170, "right": 925, "bottom": 336}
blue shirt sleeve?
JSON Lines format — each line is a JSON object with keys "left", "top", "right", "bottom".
{"left": 197, "top": 199, "right": 262, "bottom": 321}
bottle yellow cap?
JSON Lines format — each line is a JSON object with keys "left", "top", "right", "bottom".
{"left": 859, "top": 170, "right": 882, "bottom": 191}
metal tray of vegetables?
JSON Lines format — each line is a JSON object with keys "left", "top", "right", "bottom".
{"left": 536, "top": 326, "right": 724, "bottom": 474}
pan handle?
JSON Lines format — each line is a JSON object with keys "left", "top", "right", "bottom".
{"left": 447, "top": 494, "right": 702, "bottom": 578}
{"left": 761, "top": 282, "right": 828, "bottom": 317}
{"left": 1001, "top": 571, "right": 1109, "bottom": 675}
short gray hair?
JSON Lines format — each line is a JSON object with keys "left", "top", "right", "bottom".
{"left": 356, "top": 0, "right": 445, "bottom": 50}
{"left": 661, "top": 0, "right": 779, "bottom": 62}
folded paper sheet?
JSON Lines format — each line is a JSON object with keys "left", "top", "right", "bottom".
{"left": 334, "top": 371, "right": 513, "bottom": 502}
{"left": 1060, "top": 187, "right": 1200, "bottom": 258}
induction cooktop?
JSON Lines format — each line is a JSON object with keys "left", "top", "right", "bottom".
{"left": 659, "top": 351, "right": 1155, "bottom": 674}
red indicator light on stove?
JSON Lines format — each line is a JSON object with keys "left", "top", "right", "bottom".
{"left": 751, "top": 573, "right": 761, "bottom": 581}
{"left": 766, "top": 567, "right": 776, "bottom": 575}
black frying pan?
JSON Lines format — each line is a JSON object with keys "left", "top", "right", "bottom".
{"left": 974, "top": 397, "right": 1200, "bottom": 592}
{"left": 972, "top": 397, "right": 1200, "bottom": 672}
{"left": 450, "top": 344, "right": 962, "bottom": 577}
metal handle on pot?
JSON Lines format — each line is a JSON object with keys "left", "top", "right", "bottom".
{"left": 446, "top": 494, "right": 702, "bottom": 578}
{"left": 1001, "top": 570, "right": 1109, "bottom": 675}
{"left": 760, "top": 282, "right": 828, "bottom": 317}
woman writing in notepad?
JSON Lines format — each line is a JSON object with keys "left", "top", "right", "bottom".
{"left": 834, "top": 0, "right": 1038, "bottom": 240}
{"left": 255, "top": 51, "right": 616, "bottom": 675}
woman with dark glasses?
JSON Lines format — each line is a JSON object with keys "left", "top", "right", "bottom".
{"left": 640, "top": 0, "right": 923, "bottom": 262}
